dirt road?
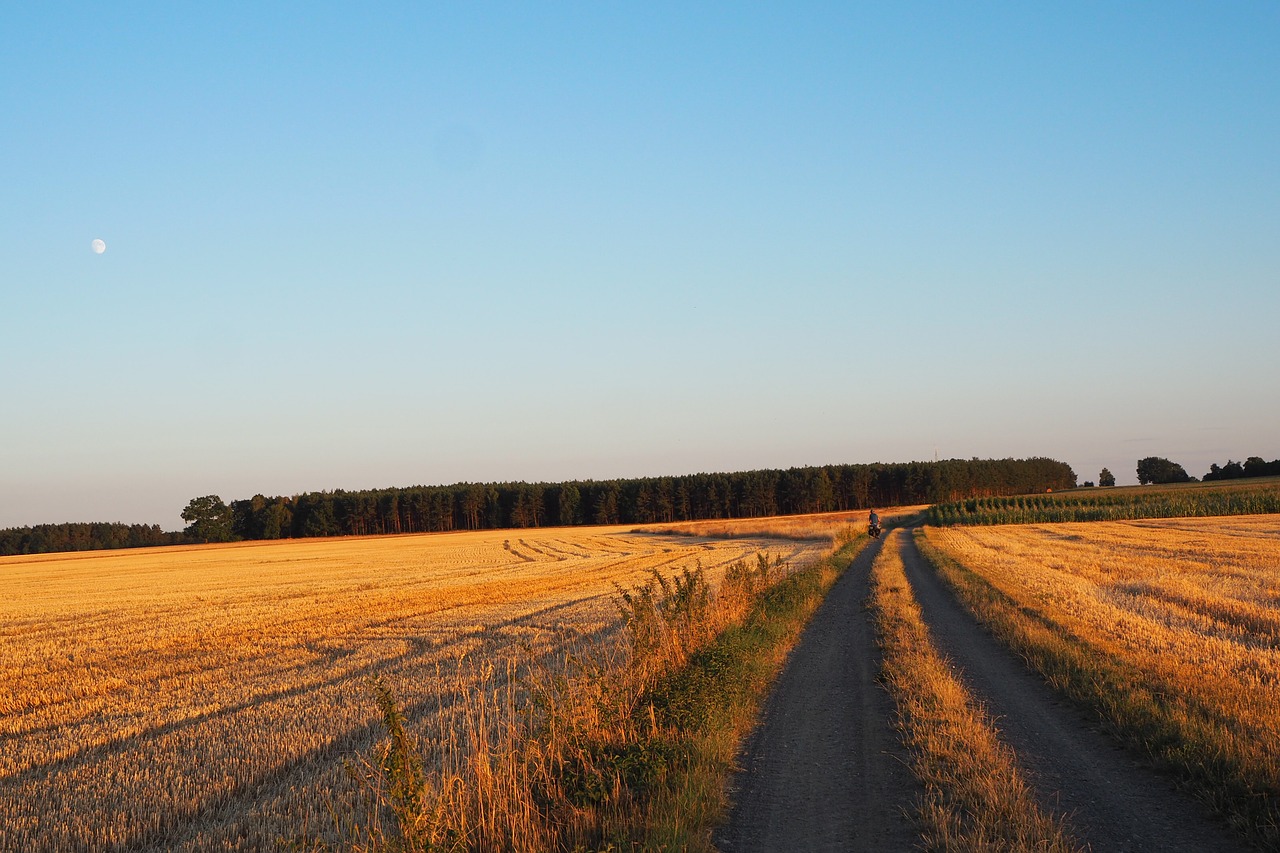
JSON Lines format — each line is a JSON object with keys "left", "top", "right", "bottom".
{"left": 718, "top": 530, "right": 1247, "bottom": 852}
{"left": 716, "top": 537, "right": 920, "bottom": 852}
{"left": 897, "top": 530, "right": 1243, "bottom": 851}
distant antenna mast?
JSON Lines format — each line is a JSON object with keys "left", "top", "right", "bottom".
{"left": 934, "top": 446, "right": 939, "bottom": 462}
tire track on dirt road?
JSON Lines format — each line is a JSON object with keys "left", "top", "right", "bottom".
{"left": 717, "top": 537, "right": 921, "bottom": 852}
{"left": 898, "top": 528, "right": 1247, "bottom": 852}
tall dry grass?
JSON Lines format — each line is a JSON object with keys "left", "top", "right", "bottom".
{"left": 869, "top": 531, "right": 1081, "bottom": 852}
{"left": 920, "top": 515, "right": 1280, "bottom": 845}
{"left": 337, "top": 550, "right": 825, "bottom": 851}
{"left": 0, "top": 526, "right": 827, "bottom": 851}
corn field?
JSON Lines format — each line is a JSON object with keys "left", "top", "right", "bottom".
{"left": 928, "top": 479, "right": 1280, "bottom": 525}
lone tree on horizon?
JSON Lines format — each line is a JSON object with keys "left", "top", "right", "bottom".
{"left": 181, "top": 495, "right": 235, "bottom": 543}
{"left": 1099, "top": 468, "right": 1116, "bottom": 487}
{"left": 1136, "top": 457, "right": 1192, "bottom": 486}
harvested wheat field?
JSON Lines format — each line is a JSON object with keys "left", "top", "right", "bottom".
{"left": 923, "top": 514, "right": 1280, "bottom": 843}
{"left": 636, "top": 506, "right": 927, "bottom": 542}
{"left": 0, "top": 526, "right": 824, "bottom": 851}
{"left": 925, "top": 515, "right": 1280, "bottom": 697}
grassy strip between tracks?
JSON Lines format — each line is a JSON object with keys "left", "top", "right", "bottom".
{"left": 915, "top": 528, "right": 1279, "bottom": 848}
{"left": 868, "top": 531, "right": 1081, "bottom": 853}
{"left": 345, "top": 534, "right": 866, "bottom": 852}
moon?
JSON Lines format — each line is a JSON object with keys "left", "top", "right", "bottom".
{"left": 91, "top": 238, "right": 106, "bottom": 254}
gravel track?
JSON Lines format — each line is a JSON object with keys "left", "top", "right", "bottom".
{"left": 897, "top": 529, "right": 1247, "bottom": 852}
{"left": 717, "top": 537, "right": 920, "bottom": 852}
{"left": 718, "top": 530, "right": 1250, "bottom": 852}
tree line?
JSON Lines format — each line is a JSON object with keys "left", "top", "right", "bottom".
{"left": 1202, "top": 456, "right": 1280, "bottom": 482}
{"left": 0, "top": 522, "right": 181, "bottom": 557}
{"left": 0, "top": 458, "right": 1078, "bottom": 555}
{"left": 1134, "top": 455, "right": 1280, "bottom": 486}
{"left": 180, "top": 457, "right": 1078, "bottom": 543}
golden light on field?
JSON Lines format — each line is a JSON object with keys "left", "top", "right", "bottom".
{"left": 927, "top": 515, "right": 1280, "bottom": 664}
{"left": 924, "top": 513, "right": 1280, "bottom": 837}
{"left": 636, "top": 506, "right": 928, "bottom": 542}
{"left": 869, "top": 532, "right": 1078, "bottom": 851}
{"left": 0, "top": 527, "right": 825, "bottom": 851}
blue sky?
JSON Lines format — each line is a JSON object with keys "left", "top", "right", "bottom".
{"left": 3, "top": 3, "right": 1277, "bottom": 529}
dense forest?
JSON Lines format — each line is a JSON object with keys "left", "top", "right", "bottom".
{"left": 0, "top": 458, "right": 1077, "bottom": 554}
{"left": 0, "top": 523, "right": 181, "bottom": 557}
{"left": 181, "top": 458, "right": 1077, "bottom": 543}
